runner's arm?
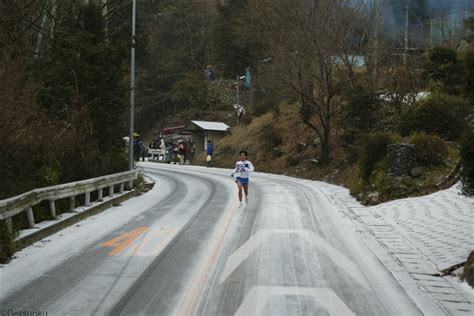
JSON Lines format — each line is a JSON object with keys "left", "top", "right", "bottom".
{"left": 244, "top": 161, "right": 255, "bottom": 172}
{"left": 230, "top": 162, "right": 239, "bottom": 177}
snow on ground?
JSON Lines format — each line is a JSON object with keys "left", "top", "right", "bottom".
{"left": 369, "top": 184, "right": 473, "bottom": 271}
{"left": 320, "top": 180, "right": 474, "bottom": 314}
{"left": 0, "top": 173, "right": 168, "bottom": 301}
{"left": 1, "top": 165, "right": 472, "bottom": 314}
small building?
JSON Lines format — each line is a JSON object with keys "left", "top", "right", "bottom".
{"left": 184, "top": 120, "right": 231, "bottom": 152}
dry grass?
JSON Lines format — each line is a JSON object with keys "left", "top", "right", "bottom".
{"left": 209, "top": 102, "right": 319, "bottom": 174}
{"left": 185, "top": 101, "right": 459, "bottom": 205}
{"left": 200, "top": 102, "right": 357, "bottom": 186}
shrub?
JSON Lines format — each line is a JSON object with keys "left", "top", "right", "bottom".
{"left": 462, "top": 251, "right": 474, "bottom": 287}
{"left": 358, "top": 132, "right": 401, "bottom": 181}
{"left": 425, "top": 47, "right": 466, "bottom": 95}
{"left": 39, "top": 163, "right": 61, "bottom": 187}
{"left": 286, "top": 155, "right": 300, "bottom": 167}
{"left": 171, "top": 71, "right": 208, "bottom": 110}
{"left": 460, "top": 129, "right": 474, "bottom": 197}
{"left": 410, "top": 133, "right": 448, "bottom": 166}
{"left": 399, "top": 94, "right": 469, "bottom": 140}
{"left": 259, "top": 123, "right": 282, "bottom": 151}
{"left": 464, "top": 51, "right": 474, "bottom": 103}
{"left": 240, "top": 113, "right": 253, "bottom": 126}
{"left": 342, "top": 85, "right": 380, "bottom": 134}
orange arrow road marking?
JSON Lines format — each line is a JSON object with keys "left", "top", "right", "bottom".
{"left": 101, "top": 226, "right": 149, "bottom": 256}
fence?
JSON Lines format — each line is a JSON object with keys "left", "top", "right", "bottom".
{"left": 148, "top": 148, "right": 166, "bottom": 160}
{"left": 0, "top": 170, "right": 137, "bottom": 234}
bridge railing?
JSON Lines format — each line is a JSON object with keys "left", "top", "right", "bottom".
{"left": 0, "top": 170, "right": 137, "bottom": 234}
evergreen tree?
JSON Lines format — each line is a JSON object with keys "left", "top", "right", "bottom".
{"left": 343, "top": 86, "right": 380, "bottom": 134}
{"left": 213, "top": 0, "right": 253, "bottom": 77}
{"left": 35, "top": 3, "right": 128, "bottom": 178}
{"left": 136, "top": 0, "right": 214, "bottom": 129}
{"left": 425, "top": 46, "right": 466, "bottom": 95}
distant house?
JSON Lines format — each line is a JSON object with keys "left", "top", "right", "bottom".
{"left": 184, "top": 120, "right": 231, "bottom": 152}
{"left": 334, "top": 55, "right": 367, "bottom": 67}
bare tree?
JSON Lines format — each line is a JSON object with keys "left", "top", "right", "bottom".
{"left": 243, "top": 0, "right": 371, "bottom": 163}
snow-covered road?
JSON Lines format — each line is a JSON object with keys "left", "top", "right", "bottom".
{"left": 0, "top": 163, "right": 457, "bottom": 315}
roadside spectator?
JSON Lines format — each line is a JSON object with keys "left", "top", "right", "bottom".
{"left": 206, "top": 140, "right": 214, "bottom": 167}
{"left": 189, "top": 140, "right": 196, "bottom": 164}
{"left": 182, "top": 140, "right": 189, "bottom": 164}
{"left": 172, "top": 142, "right": 179, "bottom": 164}
{"left": 236, "top": 104, "right": 245, "bottom": 126}
{"left": 178, "top": 142, "right": 185, "bottom": 165}
{"left": 139, "top": 140, "right": 147, "bottom": 161}
{"left": 159, "top": 139, "right": 166, "bottom": 161}
{"left": 205, "top": 64, "right": 216, "bottom": 81}
{"left": 133, "top": 139, "right": 140, "bottom": 162}
{"left": 165, "top": 143, "right": 172, "bottom": 163}
{"left": 209, "top": 64, "right": 215, "bottom": 80}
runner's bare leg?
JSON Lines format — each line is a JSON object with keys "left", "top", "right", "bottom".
{"left": 237, "top": 182, "right": 243, "bottom": 202}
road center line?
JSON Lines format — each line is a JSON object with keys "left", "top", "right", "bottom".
{"left": 174, "top": 198, "right": 240, "bottom": 316}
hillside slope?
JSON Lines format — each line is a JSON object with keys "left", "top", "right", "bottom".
{"left": 190, "top": 102, "right": 459, "bottom": 205}
{"left": 196, "top": 103, "right": 354, "bottom": 181}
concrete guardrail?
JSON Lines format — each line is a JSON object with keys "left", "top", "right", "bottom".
{"left": 0, "top": 170, "right": 137, "bottom": 234}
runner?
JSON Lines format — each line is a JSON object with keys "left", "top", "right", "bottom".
{"left": 230, "top": 150, "right": 255, "bottom": 208}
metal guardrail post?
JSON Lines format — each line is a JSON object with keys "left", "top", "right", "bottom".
{"left": 26, "top": 208, "right": 35, "bottom": 228}
{"left": 119, "top": 183, "right": 124, "bottom": 194}
{"left": 109, "top": 185, "right": 114, "bottom": 197}
{"left": 98, "top": 188, "right": 103, "bottom": 201}
{"left": 49, "top": 200, "right": 56, "bottom": 218}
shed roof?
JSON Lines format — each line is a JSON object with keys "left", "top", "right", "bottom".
{"left": 185, "top": 120, "right": 230, "bottom": 132}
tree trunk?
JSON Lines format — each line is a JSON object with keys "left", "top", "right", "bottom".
{"left": 321, "top": 120, "right": 331, "bottom": 164}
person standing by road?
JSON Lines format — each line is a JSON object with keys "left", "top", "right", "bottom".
{"left": 206, "top": 140, "right": 214, "bottom": 167}
{"left": 159, "top": 139, "right": 166, "bottom": 161}
{"left": 189, "top": 139, "right": 196, "bottom": 164}
{"left": 178, "top": 142, "right": 185, "bottom": 165}
{"left": 231, "top": 150, "right": 254, "bottom": 208}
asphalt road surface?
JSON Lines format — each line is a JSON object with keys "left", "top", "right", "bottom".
{"left": 1, "top": 163, "right": 424, "bottom": 315}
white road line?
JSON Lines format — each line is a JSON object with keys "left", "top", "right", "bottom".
{"left": 220, "top": 229, "right": 371, "bottom": 291}
{"left": 235, "top": 286, "right": 355, "bottom": 316}
{"left": 219, "top": 230, "right": 269, "bottom": 283}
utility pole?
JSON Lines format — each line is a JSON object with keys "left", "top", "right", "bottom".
{"left": 128, "top": 0, "right": 137, "bottom": 170}
{"left": 430, "top": 18, "right": 433, "bottom": 47}
{"left": 235, "top": 75, "right": 245, "bottom": 126}
{"left": 236, "top": 75, "right": 240, "bottom": 107}
{"left": 371, "top": 0, "right": 381, "bottom": 81}
{"left": 404, "top": 0, "right": 409, "bottom": 66}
